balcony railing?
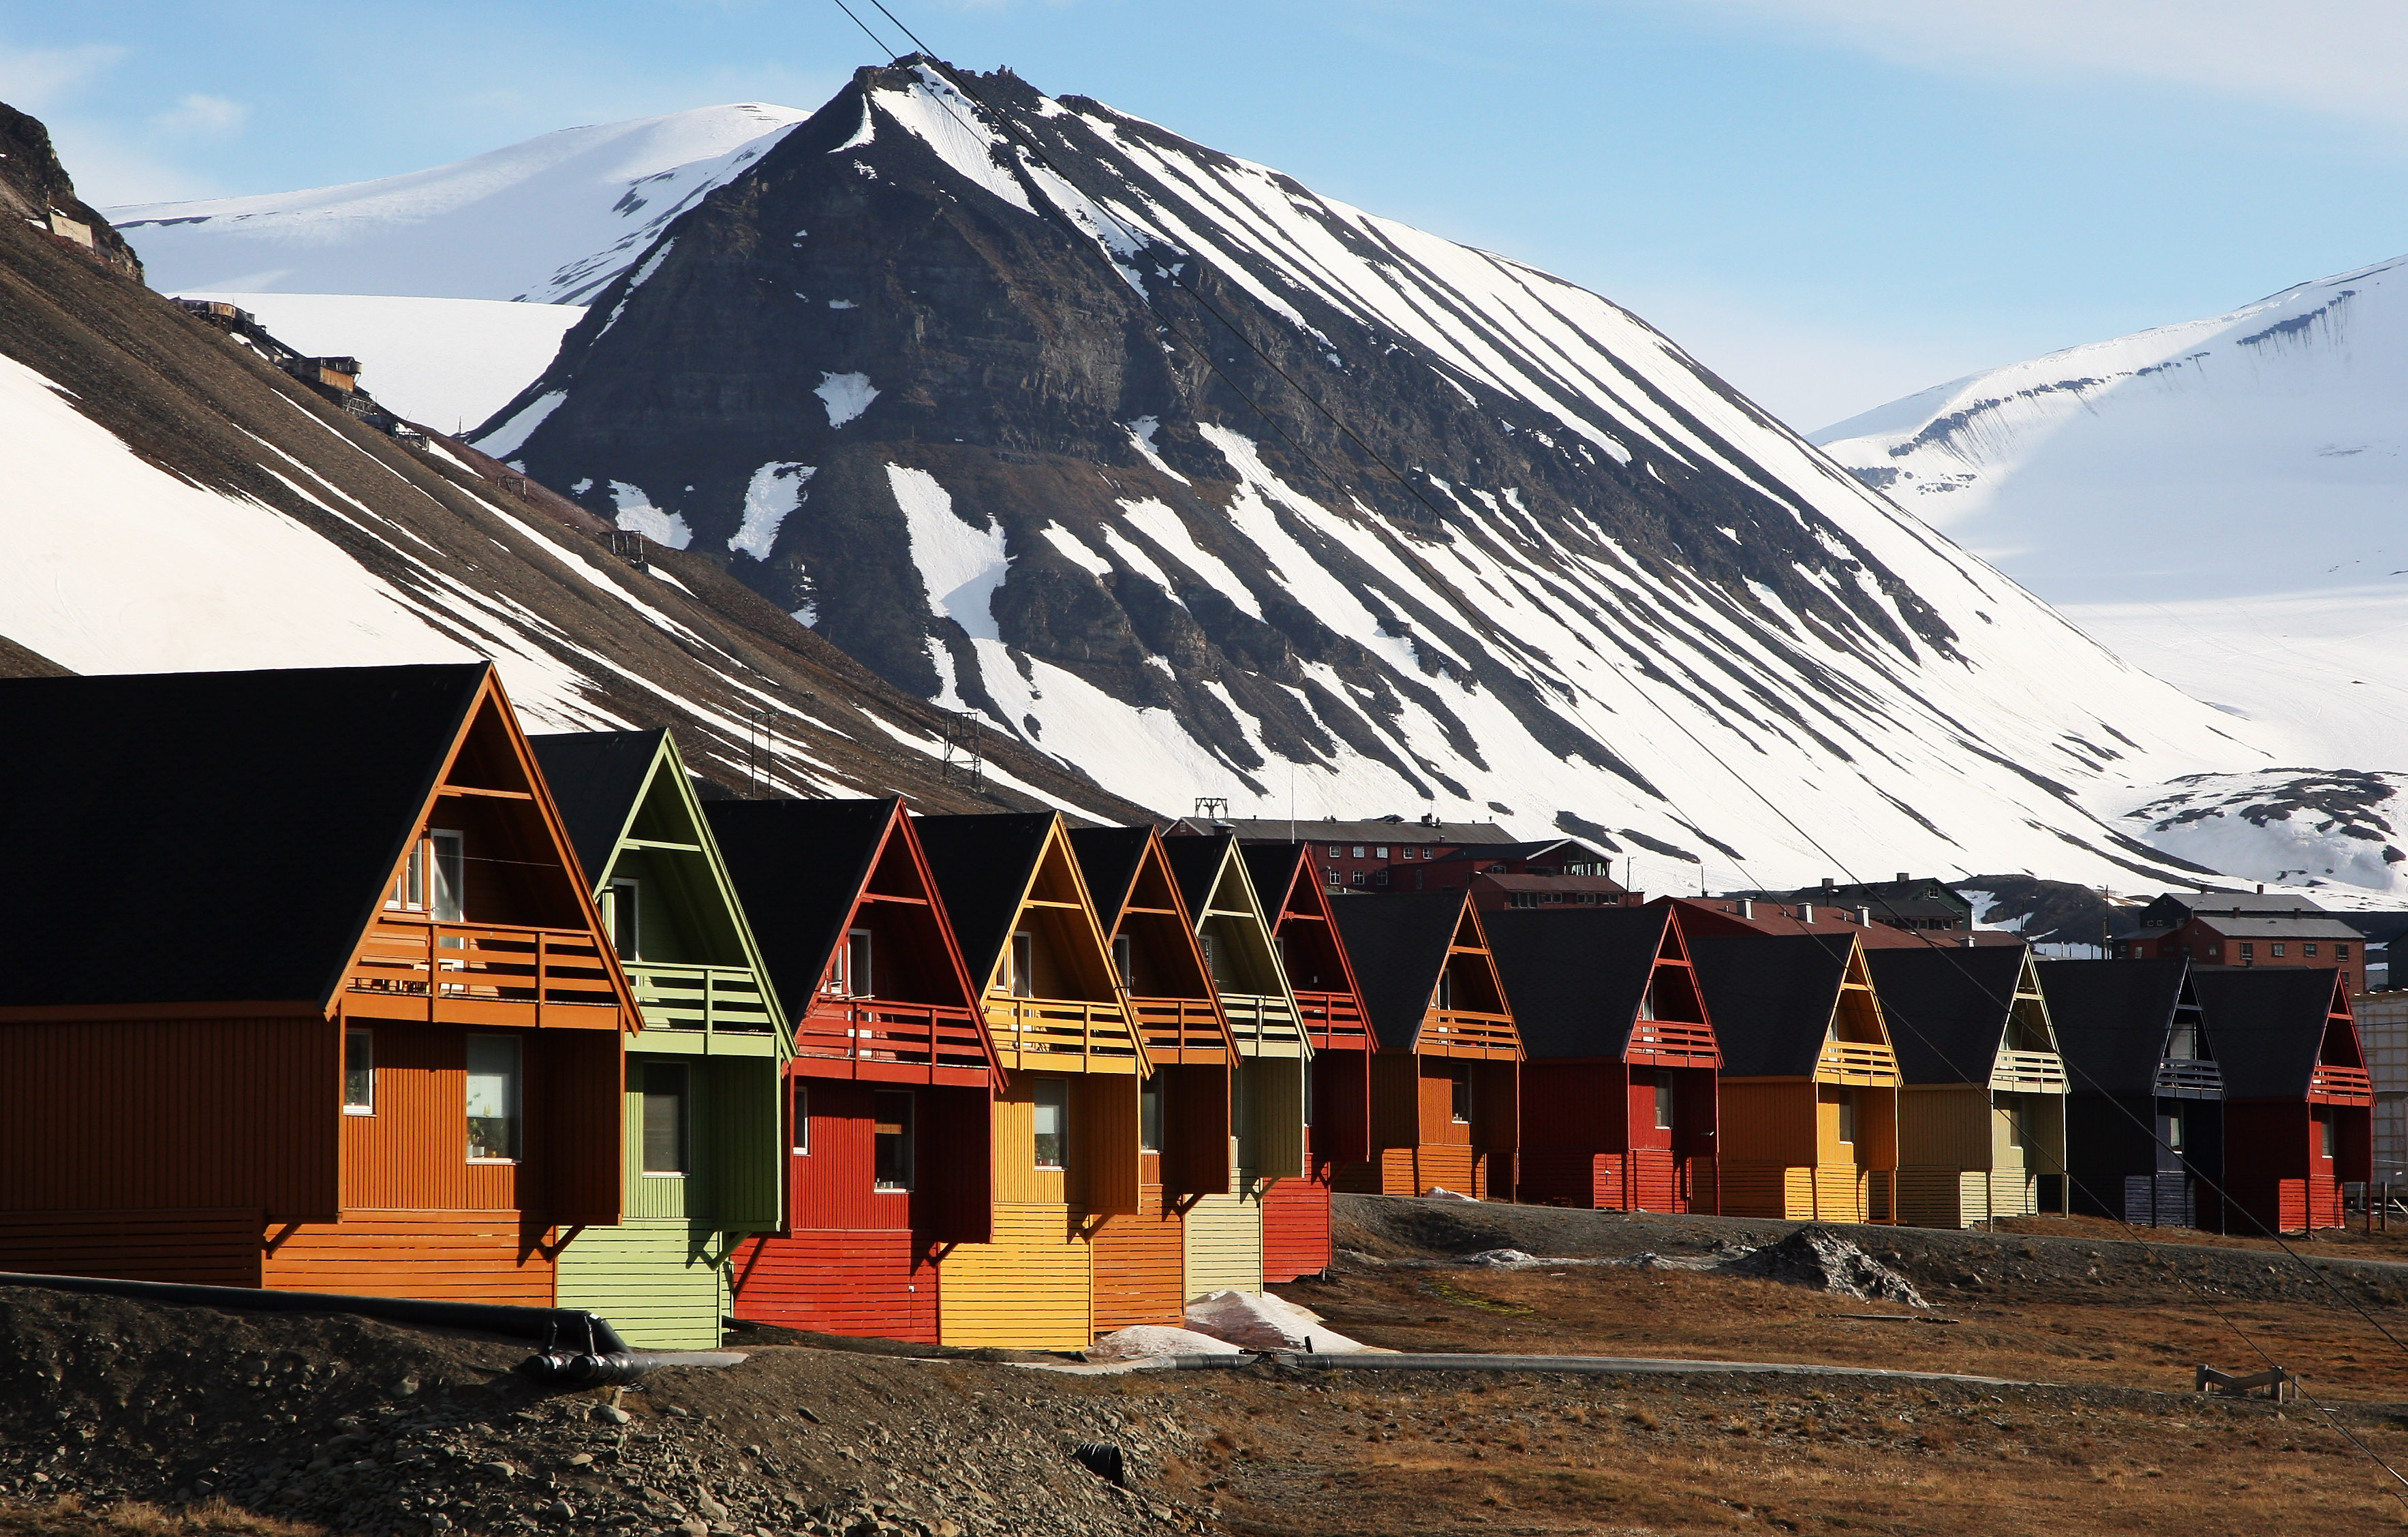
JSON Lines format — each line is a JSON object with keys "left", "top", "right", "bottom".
{"left": 1990, "top": 1049, "right": 2068, "bottom": 1093}
{"left": 347, "top": 918, "right": 619, "bottom": 1023}
{"left": 1221, "top": 992, "right": 1305, "bottom": 1053}
{"left": 626, "top": 962, "right": 775, "bottom": 1036}
{"left": 2311, "top": 1063, "right": 2375, "bottom": 1101}
{"left": 1628, "top": 1019, "right": 1718, "bottom": 1066}
{"left": 985, "top": 996, "right": 1144, "bottom": 1072}
{"left": 1422, "top": 1008, "right": 1519, "bottom": 1059}
{"left": 1129, "top": 996, "right": 1229, "bottom": 1061}
{"left": 1295, "top": 989, "right": 1371, "bottom": 1051}
{"left": 2153, "top": 1059, "right": 2224, "bottom": 1098}
{"left": 796, "top": 999, "right": 990, "bottom": 1081}
{"left": 1816, "top": 1040, "right": 1898, "bottom": 1085}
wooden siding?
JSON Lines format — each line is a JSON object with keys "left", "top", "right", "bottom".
{"left": 260, "top": 1213, "right": 553, "bottom": 1303}
{"left": 1718, "top": 1078, "right": 1896, "bottom": 1222}
{"left": 1090, "top": 1179, "right": 1183, "bottom": 1331}
{"left": 791, "top": 1079, "right": 917, "bottom": 1231}
{"left": 0, "top": 1208, "right": 263, "bottom": 1286}
{"left": 1337, "top": 1143, "right": 1492, "bottom": 1199}
{"left": 938, "top": 1204, "right": 1091, "bottom": 1348}
{"left": 0, "top": 1016, "right": 338, "bottom": 1220}
{"left": 1260, "top": 1177, "right": 1331, "bottom": 1282}
{"left": 342, "top": 1022, "right": 478, "bottom": 1211}
{"left": 730, "top": 1228, "right": 939, "bottom": 1343}
{"left": 553, "top": 1217, "right": 727, "bottom": 1348}
{"left": 1183, "top": 1187, "right": 1262, "bottom": 1300}
{"left": 1239, "top": 1056, "right": 1306, "bottom": 1182}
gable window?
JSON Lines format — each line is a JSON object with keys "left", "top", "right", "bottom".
{"left": 1139, "top": 1078, "right": 1163, "bottom": 1153}
{"left": 606, "top": 879, "right": 642, "bottom": 961}
{"left": 465, "top": 1035, "right": 521, "bottom": 1162}
{"left": 1449, "top": 1063, "right": 1472, "bottom": 1124}
{"left": 1032, "top": 1078, "right": 1068, "bottom": 1168}
{"left": 1433, "top": 966, "right": 1454, "bottom": 1010}
{"left": 1654, "top": 1074, "right": 1674, "bottom": 1131}
{"left": 874, "top": 1091, "right": 915, "bottom": 1191}
{"left": 2166, "top": 1021, "right": 2198, "bottom": 1059}
{"left": 1112, "top": 933, "right": 1134, "bottom": 989}
{"left": 1835, "top": 1090, "right": 1857, "bottom": 1145}
{"left": 343, "top": 1028, "right": 375, "bottom": 1115}
{"left": 791, "top": 1081, "right": 809, "bottom": 1155}
{"left": 1009, "top": 931, "right": 1036, "bottom": 997}
{"left": 2315, "top": 1105, "right": 2336, "bottom": 1160}
{"left": 641, "top": 1062, "right": 689, "bottom": 1175}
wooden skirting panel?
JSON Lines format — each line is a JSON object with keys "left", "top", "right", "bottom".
{"left": 1184, "top": 1190, "right": 1262, "bottom": 1301}
{"left": 730, "top": 1228, "right": 938, "bottom": 1344}
{"left": 0, "top": 1208, "right": 263, "bottom": 1288}
{"left": 553, "top": 1217, "right": 726, "bottom": 1350}
{"left": 1333, "top": 1145, "right": 1485, "bottom": 1200}
{"left": 1260, "top": 1177, "right": 1331, "bottom": 1283}
{"left": 938, "top": 1203, "right": 1090, "bottom": 1349}
{"left": 1719, "top": 1163, "right": 1881, "bottom": 1222}
{"left": 1089, "top": 1185, "right": 1182, "bottom": 1332}
{"left": 2227, "top": 1176, "right": 2347, "bottom": 1234}
{"left": 261, "top": 1214, "right": 552, "bottom": 1305}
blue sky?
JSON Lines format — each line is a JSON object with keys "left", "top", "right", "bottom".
{"left": 7, "top": 0, "right": 2406, "bottom": 429}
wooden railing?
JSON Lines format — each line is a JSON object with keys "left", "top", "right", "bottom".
{"left": 1128, "top": 996, "right": 1229, "bottom": 1059}
{"left": 1423, "top": 1008, "right": 1519, "bottom": 1059}
{"left": 2311, "top": 1064, "right": 2375, "bottom": 1100}
{"left": 347, "top": 918, "right": 618, "bottom": 1021}
{"left": 796, "top": 999, "right": 989, "bottom": 1077}
{"left": 1628, "top": 1019, "right": 1717, "bottom": 1065}
{"left": 2153, "top": 1059, "right": 2224, "bottom": 1097}
{"left": 626, "top": 963, "right": 775, "bottom": 1036}
{"left": 1815, "top": 1040, "right": 1898, "bottom": 1084}
{"left": 1221, "top": 992, "right": 1305, "bottom": 1052}
{"left": 1990, "top": 1049, "right": 2068, "bottom": 1093}
{"left": 985, "top": 995, "right": 1144, "bottom": 1071}
{"left": 1295, "top": 989, "right": 1370, "bottom": 1050}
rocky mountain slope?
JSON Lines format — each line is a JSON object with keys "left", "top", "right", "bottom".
{"left": 0, "top": 99, "right": 1144, "bottom": 822}
{"left": 467, "top": 59, "right": 2269, "bottom": 885}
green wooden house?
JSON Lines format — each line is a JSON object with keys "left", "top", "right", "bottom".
{"left": 529, "top": 729, "right": 789, "bottom": 1346}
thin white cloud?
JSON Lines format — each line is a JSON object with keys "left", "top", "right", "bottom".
{"left": 0, "top": 39, "right": 123, "bottom": 110}
{"left": 151, "top": 93, "right": 250, "bottom": 137}
{"left": 1702, "top": 1, "right": 2408, "bottom": 128}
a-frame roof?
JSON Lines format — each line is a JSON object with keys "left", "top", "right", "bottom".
{"left": 2191, "top": 966, "right": 2362, "bottom": 1100}
{"left": 1166, "top": 835, "right": 1295, "bottom": 993}
{"left": 916, "top": 811, "right": 1126, "bottom": 1009}
{"left": 1689, "top": 931, "right": 1872, "bottom": 1078}
{"left": 2038, "top": 958, "right": 2199, "bottom": 1097}
{"left": 1068, "top": 824, "right": 1221, "bottom": 1004}
{"left": 1485, "top": 905, "right": 1676, "bottom": 1061}
{"left": 1862, "top": 944, "right": 2043, "bottom": 1087}
{"left": 1330, "top": 891, "right": 1513, "bottom": 1053}
{"left": 703, "top": 797, "right": 931, "bottom": 1016}
{"left": 1244, "top": 843, "right": 1367, "bottom": 1000}
{"left": 0, "top": 662, "right": 602, "bottom": 1014}
{"left": 1067, "top": 826, "right": 1160, "bottom": 937}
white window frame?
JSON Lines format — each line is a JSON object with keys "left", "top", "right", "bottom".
{"left": 343, "top": 1027, "right": 375, "bottom": 1115}
{"left": 846, "top": 928, "right": 874, "bottom": 998}
{"left": 1835, "top": 1089, "right": 1857, "bottom": 1146}
{"left": 1653, "top": 1075, "right": 1673, "bottom": 1132}
{"left": 791, "top": 1081, "right": 809, "bottom": 1155}
{"left": 1032, "top": 1078, "right": 1068, "bottom": 1169}
{"left": 1112, "top": 933, "right": 1134, "bottom": 990}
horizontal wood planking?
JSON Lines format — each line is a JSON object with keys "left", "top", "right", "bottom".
{"left": 0, "top": 1208, "right": 263, "bottom": 1286}
{"left": 1259, "top": 1177, "right": 1331, "bottom": 1282}
{"left": 938, "top": 1203, "right": 1090, "bottom": 1349}
{"left": 730, "top": 1228, "right": 939, "bottom": 1344}
{"left": 554, "top": 1217, "right": 728, "bottom": 1348}
{"left": 261, "top": 1213, "right": 553, "bottom": 1303}
{"left": 1183, "top": 1187, "right": 1262, "bottom": 1301}
{"left": 1089, "top": 1185, "right": 1183, "bottom": 1331}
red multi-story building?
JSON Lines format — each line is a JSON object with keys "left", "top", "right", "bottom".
{"left": 2121, "top": 895, "right": 2367, "bottom": 994}
{"left": 1196, "top": 818, "right": 1630, "bottom": 908}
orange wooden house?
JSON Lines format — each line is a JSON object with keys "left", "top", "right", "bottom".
{"left": 1487, "top": 905, "right": 1721, "bottom": 1211}
{"left": 1070, "top": 826, "right": 1236, "bottom": 1330}
{"left": 708, "top": 798, "right": 998, "bottom": 1343}
{"left": 0, "top": 664, "right": 632, "bottom": 1300}
{"left": 1328, "top": 892, "right": 1522, "bottom": 1199}
{"left": 1242, "top": 843, "right": 1370, "bottom": 1280}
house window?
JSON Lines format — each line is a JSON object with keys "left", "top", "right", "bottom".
{"left": 2305, "top": 943, "right": 2319, "bottom": 958}
{"left": 874, "top": 1091, "right": 915, "bottom": 1191}
{"left": 1140, "top": 1078, "right": 1162, "bottom": 1153}
{"left": 2240, "top": 944, "right": 2254, "bottom": 961}
{"left": 1449, "top": 1064, "right": 1472, "bottom": 1125}
{"left": 2207, "top": 944, "right": 2221, "bottom": 958}
{"left": 1327, "top": 845, "right": 1342, "bottom": 858}
{"left": 1324, "top": 868, "right": 1342, "bottom": 886}
{"left": 2004, "top": 1101, "right": 2026, "bottom": 1149}
{"left": 343, "top": 1028, "right": 375, "bottom": 1115}
{"left": 791, "top": 1081, "right": 809, "bottom": 1155}
{"left": 1032, "top": 1078, "right": 1068, "bottom": 1168}
{"left": 1654, "top": 1075, "right": 1673, "bottom": 1131}
{"left": 1350, "top": 871, "right": 1365, "bottom": 886}
{"left": 2167, "top": 1021, "right": 2198, "bottom": 1059}
{"left": 607, "top": 879, "right": 642, "bottom": 961}
{"left": 2272, "top": 944, "right": 2286, "bottom": 958}
{"left": 1352, "top": 845, "right": 1365, "bottom": 858}
{"left": 2163, "top": 1109, "right": 2184, "bottom": 1151}
{"left": 465, "top": 1035, "right": 521, "bottom": 1162}
{"left": 388, "top": 839, "right": 425, "bottom": 911}
{"left": 1009, "top": 931, "right": 1036, "bottom": 997}
{"left": 846, "top": 929, "right": 873, "bottom": 997}
{"left": 2316, "top": 1106, "right": 2336, "bottom": 1160}
{"left": 2339, "top": 944, "right": 2351, "bottom": 961}
{"left": 1376, "top": 845, "right": 1389, "bottom": 858}
{"left": 641, "top": 1062, "right": 689, "bottom": 1175}
{"left": 1113, "top": 933, "right": 1134, "bottom": 989}
{"left": 1835, "top": 1090, "right": 1857, "bottom": 1145}
{"left": 428, "top": 830, "right": 465, "bottom": 922}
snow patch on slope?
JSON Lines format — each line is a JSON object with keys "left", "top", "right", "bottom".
{"left": 609, "top": 480, "right": 692, "bottom": 548}
{"left": 731, "top": 462, "right": 815, "bottom": 560}
{"left": 816, "top": 371, "right": 878, "bottom": 427}
{"left": 2118, "top": 769, "right": 2408, "bottom": 896}
{"left": 889, "top": 465, "right": 1007, "bottom": 640}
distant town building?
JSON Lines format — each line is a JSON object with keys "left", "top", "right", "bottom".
{"left": 2119, "top": 892, "right": 2366, "bottom": 993}
{"left": 2358, "top": 988, "right": 2408, "bottom": 1187}
{"left": 1731, "top": 875, "right": 1975, "bottom": 938}
{"left": 1185, "top": 817, "right": 1631, "bottom": 907}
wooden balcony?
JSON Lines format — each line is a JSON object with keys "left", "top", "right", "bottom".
{"left": 985, "top": 995, "right": 1145, "bottom": 1073}
{"left": 1129, "top": 996, "right": 1229, "bottom": 1064}
{"left": 1221, "top": 992, "right": 1306, "bottom": 1056}
{"left": 1627, "top": 1019, "right": 1718, "bottom": 1067}
{"left": 2310, "top": 1064, "right": 2375, "bottom": 1102}
{"left": 1989, "top": 1049, "right": 2068, "bottom": 1093}
{"left": 1421, "top": 1008, "right": 1519, "bottom": 1060}
{"left": 1296, "top": 989, "right": 1371, "bottom": 1051}
{"left": 2153, "top": 1059, "right": 2224, "bottom": 1098}
{"left": 345, "top": 918, "right": 620, "bottom": 1027}
{"left": 795, "top": 999, "right": 991, "bottom": 1086}
{"left": 626, "top": 962, "right": 776, "bottom": 1040}
{"left": 1815, "top": 1040, "right": 1899, "bottom": 1085}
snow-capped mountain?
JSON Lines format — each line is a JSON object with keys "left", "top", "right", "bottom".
{"left": 2117, "top": 770, "right": 2408, "bottom": 898}
{"left": 1816, "top": 257, "right": 2408, "bottom": 768}
{"left": 468, "top": 59, "right": 2281, "bottom": 888}
{"left": 106, "top": 103, "right": 806, "bottom": 302}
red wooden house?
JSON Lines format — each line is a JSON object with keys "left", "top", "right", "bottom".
{"left": 1329, "top": 892, "right": 1522, "bottom": 1199}
{"left": 706, "top": 798, "right": 996, "bottom": 1343}
{"left": 0, "top": 664, "right": 631, "bottom": 1300}
{"left": 1243, "top": 843, "right": 1371, "bottom": 1279}
{"left": 1485, "top": 905, "right": 1720, "bottom": 1211}
{"left": 2191, "top": 966, "right": 2372, "bottom": 1234}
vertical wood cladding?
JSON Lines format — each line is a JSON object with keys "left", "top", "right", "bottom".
{"left": 0, "top": 1208, "right": 264, "bottom": 1286}
{"left": 730, "top": 1228, "right": 939, "bottom": 1342}
{"left": 1259, "top": 1177, "right": 1331, "bottom": 1282}
{"left": 790, "top": 1080, "right": 914, "bottom": 1232}
{"left": 0, "top": 1016, "right": 337, "bottom": 1220}
{"left": 1089, "top": 1178, "right": 1183, "bottom": 1331}
{"left": 341, "top": 1022, "right": 467, "bottom": 1211}
{"left": 1309, "top": 1049, "right": 1371, "bottom": 1171}
{"left": 261, "top": 1214, "right": 553, "bottom": 1303}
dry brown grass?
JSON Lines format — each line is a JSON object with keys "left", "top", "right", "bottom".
{"left": 0, "top": 1497, "right": 319, "bottom": 1537}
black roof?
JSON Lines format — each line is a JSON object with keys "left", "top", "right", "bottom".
{"left": 1330, "top": 892, "right": 1470, "bottom": 1050}
{"left": 1209, "top": 817, "right": 1518, "bottom": 845}
{"left": 1687, "top": 932, "right": 1855, "bottom": 1078}
{"left": 915, "top": 812, "right": 1058, "bottom": 982}
{"left": 1241, "top": 842, "right": 1309, "bottom": 916}
{"left": 703, "top": 797, "right": 899, "bottom": 1018}
{"left": 1862, "top": 945, "right": 2029, "bottom": 1086}
{"left": 0, "top": 663, "right": 488, "bottom": 1010}
{"left": 1483, "top": 907, "right": 1667, "bottom": 1059}
{"left": 528, "top": 728, "right": 666, "bottom": 888}
{"left": 1164, "top": 833, "right": 1240, "bottom": 919}
{"left": 2190, "top": 966, "right": 2350, "bottom": 1100}
{"left": 2037, "top": 959, "right": 2196, "bottom": 1096}
{"left": 1067, "top": 825, "right": 1154, "bottom": 931}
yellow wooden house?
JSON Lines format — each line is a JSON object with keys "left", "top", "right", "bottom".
{"left": 1688, "top": 931, "right": 1900, "bottom": 1222}
{"left": 916, "top": 812, "right": 1147, "bottom": 1347}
